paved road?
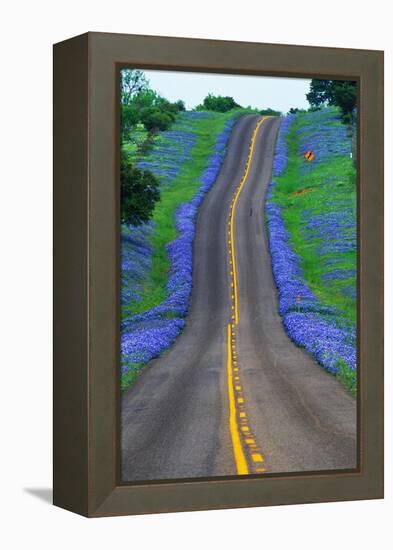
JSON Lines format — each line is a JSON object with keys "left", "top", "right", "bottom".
{"left": 121, "top": 115, "right": 357, "bottom": 482}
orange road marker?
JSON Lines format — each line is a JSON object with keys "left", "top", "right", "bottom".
{"left": 304, "top": 150, "right": 315, "bottom": 161}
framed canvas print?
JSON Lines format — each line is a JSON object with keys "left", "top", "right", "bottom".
{"left": 53, "top": 32, "right": 383, "bottom": 517}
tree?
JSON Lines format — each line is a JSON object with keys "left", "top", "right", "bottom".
{"left": 130, "top": 90, "right": 182, "bottom": 132}
{"left": 306, "top": 79, "right": 357, "bottom": 121}
{"left": 140, "top": 107, "right": 174, "bottom": 132}
{"left": 259, "top": 108, "right": 282, "bottom": 117}
{"left": 174, "top": 99, "right": 186, "bottom": 111}
{"left": 120, "top": 150, "right": 160, "bottom": 226}
{"left": 120, "top": 104, "right": 140, "bottom": 142}
{"left": 201, "top": 94, "right": 241, "bottom": 112}
{"left": 121, "top": 69, "right": 149, "bottom": 105}
{"left": 120, "top": 70, "right": 183, "bottom": 144}
{"left": 131, "top": 89, "right": 159, "bottom": 110}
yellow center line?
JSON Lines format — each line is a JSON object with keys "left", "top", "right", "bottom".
{"left": 226, "top": 324, "right": 248, "bottom": 475}
{"left": 226, "top": 117, "right": 270, "bottom": 476}
{"left": 230, "top": 116, "right": 268, "bottom": 325}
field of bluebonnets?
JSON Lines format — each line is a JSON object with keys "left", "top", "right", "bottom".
{"left": 266, "top": 106, "right": 357, "bottom": 393}
{"left": 121, "top": 109, "right": 248, "bottom": 390}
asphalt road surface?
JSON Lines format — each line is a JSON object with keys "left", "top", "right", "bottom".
{"left": 121, "top": 115, "right": 357, "bottom": 482}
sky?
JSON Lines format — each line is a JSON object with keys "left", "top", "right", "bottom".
{"left": 142, "top": 69, "right": 311, "bottom": 113}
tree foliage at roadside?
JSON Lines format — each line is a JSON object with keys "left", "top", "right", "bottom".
{"left": 120, "top": 150, "right": 160, "bottom": 226}
{"left": 306, "top": 79, "right": 357, "bottom": 123}
{"left": 121, "top": 69, "right": 149, "bottom": 105}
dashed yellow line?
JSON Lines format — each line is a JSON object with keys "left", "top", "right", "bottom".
{"left": 226, "top": 117, "right": 269, "bottom": 476}
{"left": 252, "top": 453, "right": 264, "bottom": 463}
{"left": 227, "top": 324, "right": 248, "bottom": 475}
{"left": 229, "top": 116, "right": 268, "bottom": 325}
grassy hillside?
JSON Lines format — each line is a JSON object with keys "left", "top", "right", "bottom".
{"left": 128, "top": 110, "right": 239, "bottom": 316}
{"left": 267, "top": 107, "right": 357, "bottom": 393}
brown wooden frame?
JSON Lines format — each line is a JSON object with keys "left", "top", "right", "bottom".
{"left": 53, "top": 32, "right": 384, "bottom": 517}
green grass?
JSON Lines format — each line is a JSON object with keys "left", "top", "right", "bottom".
{"left": 273, "top": 114, "right": 357, "bottom": 326}
{"left": 120, "top": 363, "right": 143, "bottom": 392}
{"left": 336, "top": 358, "right": 357, "bottom": 396}
{"left": 121, "top": 109, "right": 253, "bottom": 320}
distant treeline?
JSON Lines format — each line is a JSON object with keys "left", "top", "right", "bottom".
{"left": 194, "top": 93, "right": 282, "bottom": 116}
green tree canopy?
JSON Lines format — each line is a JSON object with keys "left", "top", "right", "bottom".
{"left": 121, "top": 86, "right": 184, "bottom": 134}
{"left": 139, "top": 107, "right": 174, "bottom": 132}
{"left": 199, "top": 94, "right": 241, "bottom": 112}
{"left": 306, "top": 79, "right": 357, "bottom": 121}
{"left": 120, "top": 104, "right": 140, "bottom": 142}
{"left": 174, "top": 99, "right": 186, "bottom": 111}
{"left": 121, "top": 69, "right": 149, "bottom": 105}
{"left": 259, "top": 108, "right": 282, "bottom": 117}
{"left": 120, "top": 150, "right": 160, "bottom": 226}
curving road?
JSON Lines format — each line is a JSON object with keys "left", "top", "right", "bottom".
{"left": 121, "top": 115, "right": 357, "bottom": 482}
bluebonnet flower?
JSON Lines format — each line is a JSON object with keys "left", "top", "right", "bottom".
{"left": 297, "top": 108, "right": 351, "bottom": 174}
{"left": 307, "top": 210, "right": 356, "bottom": 256}
{"left": 121, "top": 318, "right": 185, "bottom": 366}
{"left": 272, "top": 114, "right": 296, "bottom": 176}
{"left": 284, "top": 312, "right": 356, "bottom": 373}
{"left": 137, "top": 121, "right": 198, "bottom": 186}
{"left": 266, "top": 201, "right": 336, "bottom": 317}
{"left": 121, "top": 222, "right": 153, "bottom": 305}
{"left": 322, "top": 269, "right": 356, "bottom": 281}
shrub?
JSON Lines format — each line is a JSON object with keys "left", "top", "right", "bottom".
{"left": 123, "top": 88, "right": 184, "bottom": 133}
{"left": 201, "top": 93, "right": 241, "bottom": 112}
{"left": 120, "top": 150, "right": 160, "bottom": 225}
{"left": 121, "top": 104, "right": 139, "bottom": 141}
{"left": 140, "top": 107, "right": 174, "bottom": 132}
{"left": 174, "top": 99, "right": 186, "bottom": 111}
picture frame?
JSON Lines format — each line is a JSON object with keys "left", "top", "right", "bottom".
{"left": 53, "top": 32, "right": 383, "bottom": 517}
